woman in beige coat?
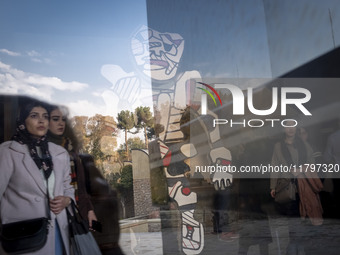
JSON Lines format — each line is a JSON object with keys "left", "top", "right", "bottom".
{"left": 0, "top": 99, "right": 74, "bottom": 254}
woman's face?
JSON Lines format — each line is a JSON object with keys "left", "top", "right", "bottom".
{"left": 25, "top": 106, "right": 49, "bottom": 138}
{"left": 284, "top": 122, "right": 297, "bottom": 138}
{"left": 49, "top": 109, "right": 66, "bottom": 136}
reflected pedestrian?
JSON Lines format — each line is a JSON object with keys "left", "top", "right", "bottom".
{"left": 0, "top": 99, "right": 74, "bottom": 254}
{"left": 270, "top": 121, "right": 321, "bottom": 254}
{"left": 47, "top": 105, "right": 98, "bottom": 228}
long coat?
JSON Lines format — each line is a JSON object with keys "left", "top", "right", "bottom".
{"left": 297, "top": 171, "right": 323, "bottom": 225}
{"left": 0, "top": 141, "right": 75, "bottom": 255}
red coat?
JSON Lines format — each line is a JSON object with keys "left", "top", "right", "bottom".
{"left": 297, "top": 171, "right": 323, "bottom": 225}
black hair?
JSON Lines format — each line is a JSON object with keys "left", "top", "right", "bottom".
{"left": 18, "top": 99, "right": 50, "bottom": 124}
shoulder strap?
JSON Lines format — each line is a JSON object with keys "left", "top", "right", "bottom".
{"left": 43, "top": 175, "right": 52, "bottom": 221}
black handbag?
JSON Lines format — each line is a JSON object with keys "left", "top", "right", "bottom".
{"left": 275, "top": 178, "right": 296, "bottom": 204}
{"left": 1, "top": 177, "right": 51, "bottom": 254}
{"left": 1, "top": 217, "right": 49, "bottom": 254}
{"left": 67, "top": 200, "right": 102, "bottom": 255}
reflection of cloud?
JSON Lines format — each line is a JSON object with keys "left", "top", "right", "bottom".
{"left": 25, "top": 75, "right": 87, "bottom": 91}
{"left": 27, "top": 51, "right": 52, "bottom": 64}
{"left": 0, "top": 49, "right": 21, "bottom": 57}
{"left": 66, "top": 100, "right": 113, "bottom": 117}
{"left": 32, "top": 58, "right": 43, "bottom": 63}
{"left": 0, "top": 61, "right": 11, "bottom": 71}
{"left": 1, "top": 48, "right": 52, "bottom": 64}
{"left": 0, "top": 61, "right": 88, "bottom": 100}
{"left": 27, "top": 50, "right": 40, "bottom": 57}
{"left": 92, "top": 91, "right": 103, "bottom": 97}
{"left": 32, "top": 58, "right": 52, "bottom": 64}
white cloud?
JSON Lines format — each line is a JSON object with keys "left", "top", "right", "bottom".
{"left": 0, "top": 72, "right": 53, "bottom": 101}
{"left": 31, "top": 58, "right": 43, "bottom": 63}
{"left": 65, "top": 100, "right": 110, "bottom": 117}
{"left": 92, "top": 91, "right": 102, "bottom": 97}
{"left": 27, "top": 50, "right": 40, "bottom": 57}
{"left": 0, "top": 49, "right": 21, "bottom": 57}
{"left": 0, "top": 61, "right": 89, "bottom": 100}
{"left": 43, "top": 58, "right": 52, "bottom": 64}
{"left": 0, "top": 49, "right": 52, "bottom": 64}
{"left": 0, "top": 61, "right": 11, "bottom": 71}
{"left": 25, "top": 75, "right": 88, "bottom": 92}
{"left": 26, "top": 51, "right": 53, "bottom": 64}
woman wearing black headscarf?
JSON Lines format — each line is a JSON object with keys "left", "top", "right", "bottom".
{"left": 0, "top": 99, "right": 74, "bottom": 255}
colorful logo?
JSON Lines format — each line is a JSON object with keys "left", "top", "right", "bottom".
{"left": 197, "top": 82, "right": 311, "bottom": 118}
{"left": 197, "top": 82, "right": 223, "bottom": 107}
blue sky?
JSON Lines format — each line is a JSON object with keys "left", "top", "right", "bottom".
{"left": 0, "top": 0, "right": 148, "bottom": 117}
{"left": 1, "top": 0, "right": 339, "bottom": 119}
{"left": 0, "top": 0, "right": 274, "bottom": 118}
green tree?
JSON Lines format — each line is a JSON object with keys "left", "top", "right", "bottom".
{"left": 117, "top": 110, "right": 135, "bottom": 160}
{"left": 119, "top": 137, "right": 145, "bottom": 152}
{"left": 107, "top": 165, "right": 133, "bottom": 219}
{"left": 119, "top": 165, "right": 133, "bottom": 190}
{"left": 135, "top": 106, "right": 154, "bottom": 149}
{"left": 108, "top": 172, "right": 122, "bottom": 190}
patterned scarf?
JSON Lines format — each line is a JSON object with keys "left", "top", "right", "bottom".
{"left": 12, "top": 121, "right": 53, "bottom": 179}
{"left": 61, "top": 137, "right": 79, "bottom": 202}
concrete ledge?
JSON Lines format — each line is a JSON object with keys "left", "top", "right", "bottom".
{"left": 120, "top": 217, "right": 161, "bottom": 233}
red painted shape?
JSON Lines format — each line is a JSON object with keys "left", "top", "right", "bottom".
{"left": 182, "top": 187, "right": 191, "bottom": 196}
{"left": 163, "top": 151, "right": 172, "bottom": 166}
{"left": 221, "top": 159, "right": 231, "bottom": 166}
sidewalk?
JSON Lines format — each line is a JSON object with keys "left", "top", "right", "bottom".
{"left": 119, "top": 217, "right": 340, "bottom": 255}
